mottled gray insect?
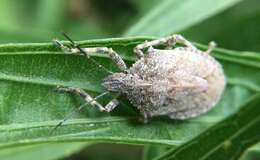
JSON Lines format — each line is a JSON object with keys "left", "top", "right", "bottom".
{"left": 53, "top": 34, "right": 225, "bottom": 124}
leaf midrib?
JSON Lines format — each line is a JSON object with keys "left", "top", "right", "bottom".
{"left": 0, "top": 117, "right": 134, "bottom": 131}
{"left": 0, "top": 136, "right": 182, "bottom": 150}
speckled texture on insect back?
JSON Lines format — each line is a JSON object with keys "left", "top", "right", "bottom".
{"left": 54, "top": 34, "right": 226, "bottom": 124}
{"left": 104, "top": 47, "right": 225, "bottom": 119}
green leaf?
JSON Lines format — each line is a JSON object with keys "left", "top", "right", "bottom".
{"left": 182, "top": 0, "right": 260, "bottom": 52}
{"left": 0, "top": 143, "right": 88, "bottom": 160}
{"left": 0, "top": 37, "right": 259, "bottom": 155}
{"left": 131, "top": 0, "right": 160, "bottom": 17}
{"left": 34, "top": 0, "right": 67, "bottom": 29}
{"left": 155, "top": 94, "right": 260, "bottom": 160}
{"left": 142, "top": 145, "right": 169, "bottom": 160}
{"left": 240, "top": 143, "right": 260, "bottom": 160}
{"left": 124, "top": 0, "right": 242, "bottom": 37}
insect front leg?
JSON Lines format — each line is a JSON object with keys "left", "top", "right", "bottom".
{"left": 104, "top": 98, "right": 119, "bottom": 112}
{"left": 133, "top": 34, "right": 196, "bottom": 57}
{"left": 56, "top": 86, "right": 107, "bottom": 112}
{"left": 56, "top": 86, "right": 120, "bottom": 112}
{"left": 50, "top": 87, "right": 119, "bottom": 134}
{"left": 53, "top": 40, "right": 128, "bottom": 72}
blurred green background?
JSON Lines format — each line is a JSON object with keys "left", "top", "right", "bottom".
{"left": 0, "top": 0, "right": 150, "bottom": 42}
{"left": 0, "top": 0, "right": 260, "bottom": 160}
{"left": 1, "top": 0, "right": 260, "bottom": 52}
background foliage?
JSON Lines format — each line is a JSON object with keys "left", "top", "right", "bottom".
{"left": 0, "top": 0, "right": 259, "bottom": 160}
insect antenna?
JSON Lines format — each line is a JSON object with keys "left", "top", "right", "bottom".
{"left": 61, "top": 32, "right": 113, "bottom": 74}
{"left": 49, "top": 91, "right": 109, "bottom": 135}
{"left": 49, "top": 102, "right": 87, "bottom": 135}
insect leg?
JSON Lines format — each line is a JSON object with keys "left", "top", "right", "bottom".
{"left": 80, "top": 47, "right": 128, "bottom": 72}
{"left": 205, "top": 41, "right": 217, "bottom": 54}
{"left": 134, "top": 34, "right": 196, "bottom": 57}
{"left": 134, "top": 39, "right": 169, "bottom": 58}
{"left": 54, "top": 39, "right": 127, "bottom": 72}
{"left": 169, "top": 34, "right": 195, "bottom": 48}
{"left": 56, "top": 86, "right": 120, "bottom": 112}
{"left": 140, "top": 112, "right": 151, "bottom": 123}
{"left": 103, "top": 98, "right": 119, "bottom": 112}
{"left": 56, "top": 86, "right": 107, "bottom": 112}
